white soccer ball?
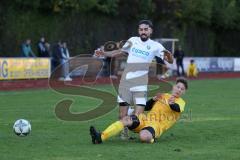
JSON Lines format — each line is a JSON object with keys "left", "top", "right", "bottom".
{"left": 13, "top": 119, "right": 31, "bottom": 137}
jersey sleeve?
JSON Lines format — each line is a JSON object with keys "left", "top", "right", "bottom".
{"left": 175, "top": 98, "right": 186, "bottom": 112}
{"left": 121, "top": 37, "right": 134, "bottom": 54}
{"left": 154, "top": 42, "right": 165, "bottom": 59}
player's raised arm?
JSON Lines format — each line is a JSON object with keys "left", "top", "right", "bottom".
{"left": 94, "top": 41, "right": 129, "bottom": 58}
{"left": 104, "top": 41, "right": 129, "bottom": 57}
{"left": 105, "top": 49, "right": 127, "bottom": 57}
{"left": 94, "top": 47, "right": 126, "bottom": 57}
{"left": 162, "top": 50, "right": 174, "bottom": 64}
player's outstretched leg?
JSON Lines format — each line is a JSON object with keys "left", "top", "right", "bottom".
{"left": 90, "top": 126, "right": 102, "bottom": 144}
{"left": 90, "top": 121, "right": 124, "bottom": 144}
{"left": 90, "top": 117, "right": 133, "bottom": 144}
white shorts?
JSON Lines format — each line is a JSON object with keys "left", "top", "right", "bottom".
{"left": 117, "top": 86, "right": 147, "bottom": 106}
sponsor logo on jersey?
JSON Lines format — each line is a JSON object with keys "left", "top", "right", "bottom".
{"left": 132, "top": 47, "right": 149, "bottom": 56}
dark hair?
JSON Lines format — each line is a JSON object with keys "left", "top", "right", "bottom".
{"left": 176, "top": 77, "right": 188, "bottom": 90}
{"left": 138, "top": 20, "right": 153, "bottom": 28}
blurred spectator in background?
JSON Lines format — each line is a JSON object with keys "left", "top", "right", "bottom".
{"left": 44, "top": 42, "right": 51, "bottom": 57}
{"left": 37, "top": 37, "right": 48, "bottom": 57}
{"left": 94, "top": 45, "right": 118, "bottom": 79}
{"left": 51, "top": 41, "right": 72, "bottom": 81}
{"left": 61, "top": 42, "right": 72, "bottom": 81}
{"left": 51, "top": 41, "right": 62, "bottom": 72}
{"left": 21, "top": 39, "right": 36, "bottom": 57}
{"left": 106, "top": 56, "right": 118, "bottom": 79}
{"left": 174, "top": 45, "right": 185, "bottom": 76}
{"left": 93, "top": 45, "right": 106, "bottom": 78}
{"left": 187, "top": 59, "right": 198, "bottom": 77}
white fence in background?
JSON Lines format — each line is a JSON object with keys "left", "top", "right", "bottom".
{"left": 166, "top": 57, "right": 240, "bottom": 72}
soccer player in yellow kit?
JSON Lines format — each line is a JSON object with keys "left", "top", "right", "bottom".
{"left": 187, "top": 59, "right": 198, "bottom": 77}
{"left": 90, "top": 77, "right": 188, "bottom": 144}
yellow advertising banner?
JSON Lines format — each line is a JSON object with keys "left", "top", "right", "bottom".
{"left": 0, "top": 58, "right": 51, "bottom": 80}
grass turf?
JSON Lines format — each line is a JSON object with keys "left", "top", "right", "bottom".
{"left": 0, "top": 78, "right": 240, "bottom": 160}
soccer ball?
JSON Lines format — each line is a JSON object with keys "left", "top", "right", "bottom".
{"left": 13, "top": 119, "right": 31, "bottom": 137}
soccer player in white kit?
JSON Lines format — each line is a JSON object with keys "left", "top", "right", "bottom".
{"left": 98, "top": 20, "right": 173, "bottom": 138}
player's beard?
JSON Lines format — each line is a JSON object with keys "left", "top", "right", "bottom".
{"left": 140, "top": 34, "right": 149, "bottom": 42}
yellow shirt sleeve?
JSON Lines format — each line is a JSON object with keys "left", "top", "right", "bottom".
{"left": 175, "top": 98, "right": 185, "bottom": 112}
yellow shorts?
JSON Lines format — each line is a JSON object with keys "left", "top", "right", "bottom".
{"left": 131, "top": 113, "right": 163, "bottom": 138}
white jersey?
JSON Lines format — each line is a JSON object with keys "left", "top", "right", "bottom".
{"left": 120, "top": 37, "right": 165, "bottom": 91}
{"left": 122, "top": 37, "right": 164, "bottom": 63}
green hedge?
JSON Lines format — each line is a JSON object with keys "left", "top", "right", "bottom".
{"left": 0, "top": 0, "right": 240, "bottom": 57}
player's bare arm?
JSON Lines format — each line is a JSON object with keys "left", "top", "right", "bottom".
{"left": 94, "top": 48, "right": 127, "bottom": 58}
{"left": 106, "top": 50, "right": 128, "bottom": 57}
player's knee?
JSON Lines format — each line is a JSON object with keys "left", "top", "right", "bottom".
{"left": 139, "top": 130, "right": 153, "bottom": 143}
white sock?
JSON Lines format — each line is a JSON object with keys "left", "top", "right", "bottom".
{"left": 127, "top": 107, "right": 134, "bottom": 115}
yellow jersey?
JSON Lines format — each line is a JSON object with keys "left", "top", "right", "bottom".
{"left": 187, "top": 63, "right": 198, "bottom": 77}
{"left": 134, "top": 93, "right": 185, "bottom": 138}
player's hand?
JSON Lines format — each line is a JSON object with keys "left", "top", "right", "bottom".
{"left": 163, "top": 50, "right": 173, "bottom": 64}
{"left": 153, "top": 93, "right": 162, "bottom": 101}
{"left": 168, "top": 95, "right": 175, "bottom": 105}
{"left": 94, "top": 49, "right": 104, "bottom": 57}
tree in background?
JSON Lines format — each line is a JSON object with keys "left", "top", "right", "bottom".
{"left": 0, "top": 0, "right": 240, "bottom": 57}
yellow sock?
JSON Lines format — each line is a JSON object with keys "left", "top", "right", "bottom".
{"left": 101, "top": 121, "right": 124, "bottom": 141}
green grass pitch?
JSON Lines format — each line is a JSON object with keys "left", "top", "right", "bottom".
{"left": 0, "top": 78, "right": 240, "bottom": 160}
